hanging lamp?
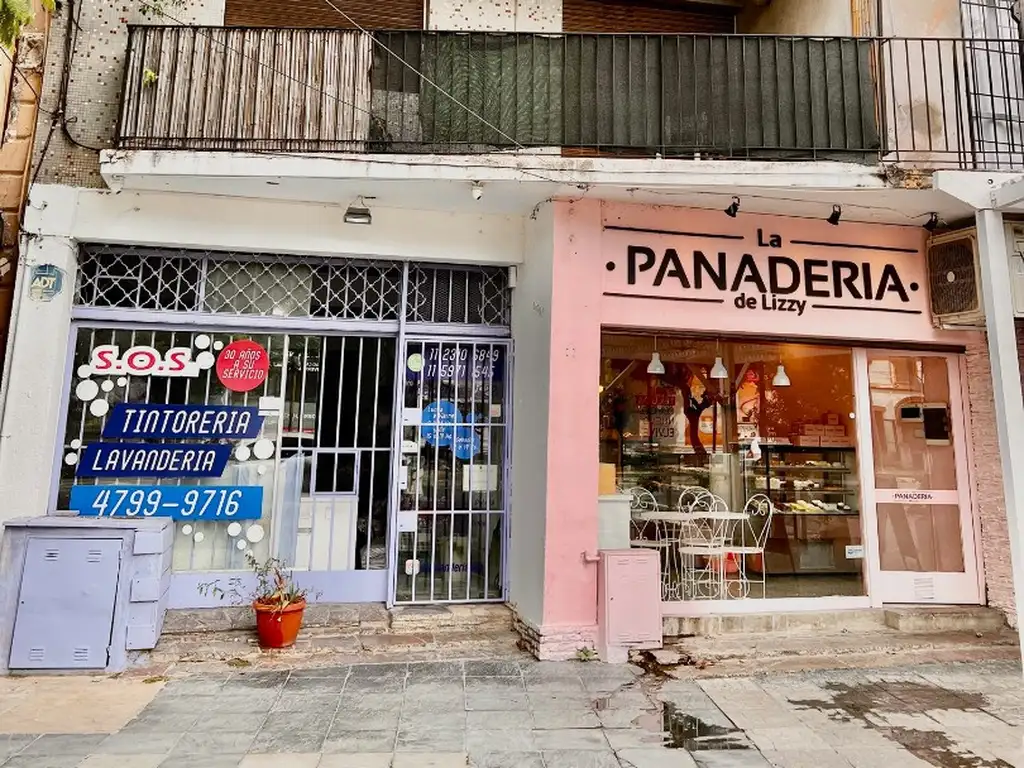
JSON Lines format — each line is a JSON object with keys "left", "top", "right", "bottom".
{"left": 647, "top": 337, "right": 665, "bottom": 375}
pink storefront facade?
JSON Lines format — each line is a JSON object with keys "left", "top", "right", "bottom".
{"left": 511, "top": 198, "right": 1010, "bottom": 660}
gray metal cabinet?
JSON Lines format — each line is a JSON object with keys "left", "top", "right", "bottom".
{"left": 10, "top": 537, "right": 122, "bottom": 669}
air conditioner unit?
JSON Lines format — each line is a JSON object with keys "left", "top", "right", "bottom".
{"left": 926, "top": 228, "right": 984, "bottom": 327}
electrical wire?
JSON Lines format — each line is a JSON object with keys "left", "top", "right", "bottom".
{"left": 0, "top": 44, "right": 56, "bottom": 116}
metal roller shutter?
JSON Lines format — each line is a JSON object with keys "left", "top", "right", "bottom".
{"left": 224, "top": 0, "right": 424, "bottom": 29}
{"left": 563, "top": 0, "right": 736, "bottom": 33}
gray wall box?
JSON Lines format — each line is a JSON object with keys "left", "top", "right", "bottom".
{"left": 0, "top": 516, "right": 173, "bottom": 674}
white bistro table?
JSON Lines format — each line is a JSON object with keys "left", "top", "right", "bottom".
{"left": 674, "top": 509, "right": 749, "bottom": 600}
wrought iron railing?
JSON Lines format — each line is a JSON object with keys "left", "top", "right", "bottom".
{"left": 116, "top": 26, "right": 1024, "bottom": 170}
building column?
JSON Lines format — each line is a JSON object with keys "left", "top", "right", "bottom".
{"left": 974, "top": 209, "right": 1024, "bottom": 647}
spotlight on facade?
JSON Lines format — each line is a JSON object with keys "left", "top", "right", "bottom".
{"left": 472, "top": 182, "right": 484, "bottom": 201}
{"left": 725, "top": 197, "right": 740, "bottom": 218}
{"left": 827, "top": 205, "right": 842, "bottom": 226}
{"left": 344, "top": 201, "right": 372, "bottom": 225}
{"left": 924, "top": 212, "right": 940, "bottom": 231}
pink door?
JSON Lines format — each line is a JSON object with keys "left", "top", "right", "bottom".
{"left": 864, "top": 353, "right": 981, "bottom": 604}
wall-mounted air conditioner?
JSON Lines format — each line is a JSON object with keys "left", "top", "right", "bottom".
{"left": 926, "top": 228, "right": 985, "bottom": 328}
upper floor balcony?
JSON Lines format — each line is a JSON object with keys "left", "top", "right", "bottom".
{"left": 114, "top": 25, "right": 1024, "bottom": 171}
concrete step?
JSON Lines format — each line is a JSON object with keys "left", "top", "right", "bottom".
{"left": 663, "top": 609, "right": 885, "bottom": 638}
{"left": 883, "top": 605, "right": 1007, "bottom": 633}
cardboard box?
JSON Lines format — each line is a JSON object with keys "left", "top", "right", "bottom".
{"left": 823, "top": 425, "right": 847, "bottom": 438}
{"left": 793, "top": 436, "right": 821, "bottom": 447}
{"left": 599, "top": 463, "right": 618, "bottom": 495}
{"left": 820, "top": 438, "right": 854, "bottom": 448}
{"left": 801, "top": 425, "right": 827, "bottom": 437}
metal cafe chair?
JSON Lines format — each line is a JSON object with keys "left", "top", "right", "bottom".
{"left": 723, "top": 494, "right": 775, "bottom": 599}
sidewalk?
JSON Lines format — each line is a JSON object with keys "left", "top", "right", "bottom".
{"left": 0, "top": 658, "right": 1021, "bottom": 767}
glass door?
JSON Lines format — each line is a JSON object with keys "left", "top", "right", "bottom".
{"left": 863, "top": 352, "right": 981, "bottom": 604}
{"left": 391, "top": 339, "right": 509, "bottom": 603}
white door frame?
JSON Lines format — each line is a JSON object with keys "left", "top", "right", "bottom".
{"left": 853, "top": 348, "right": 983, "bottom": 606}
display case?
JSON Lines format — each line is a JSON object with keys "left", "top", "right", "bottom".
{"left": 742, "top": 446, "right": 862, "bottom": 575}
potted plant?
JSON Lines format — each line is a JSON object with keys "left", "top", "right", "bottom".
{"left": 199, "top": 553, "right": 312, "bottom": 649}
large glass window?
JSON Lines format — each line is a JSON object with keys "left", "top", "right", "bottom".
{"left": 601, "top": 334, "right": 864, "bottom": 600}
{"left": 58, "top": 328, "right": 394, "bottom": 573}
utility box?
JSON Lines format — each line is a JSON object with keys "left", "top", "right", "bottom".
{"left": 596, "top": 549, "right": 661, "bottom": 663}
{"left": 0, "top": 516, "right": 173, "bottom": 674}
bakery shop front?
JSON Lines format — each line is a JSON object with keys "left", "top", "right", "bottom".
{"left": 542, "top": 199, "right": 984, "bottom": 624}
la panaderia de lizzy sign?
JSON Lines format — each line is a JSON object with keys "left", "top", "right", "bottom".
{"left": 603, "top": 225, "right": 927, "bottom": 319}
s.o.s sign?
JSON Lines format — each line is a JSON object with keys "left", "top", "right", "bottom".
{"left": 85, "top": 345, "right": 201, "bottom": 378}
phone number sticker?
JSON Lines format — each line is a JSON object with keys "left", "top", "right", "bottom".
{"left": 69, "top": 485, "right": 263, "bottom": 520}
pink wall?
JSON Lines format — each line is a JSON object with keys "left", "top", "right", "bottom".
{"left": 541, "top": 198, "right": 981, "bottom": 631}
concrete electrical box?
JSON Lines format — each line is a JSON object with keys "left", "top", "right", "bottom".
{"left": 596, "top": 549, "right": 661, "bottom": 663}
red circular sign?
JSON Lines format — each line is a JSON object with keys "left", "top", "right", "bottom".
{"left": 216, "top": 340, "right": 269, "bottom": 393}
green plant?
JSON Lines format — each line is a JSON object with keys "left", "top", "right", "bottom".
{"left": 0, "top": 0, "right": 54, "bottom": 50}
{"left": 142, "top": 68, "right": 158, "bottom": 87}
{"left": 199, "top": 553, "right": 313, "bottom": 613}
{"left": 575, "top": 647, "right": 598, "bottom": 662}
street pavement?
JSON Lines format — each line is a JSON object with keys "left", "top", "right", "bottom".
{"left": 0, "top": 658, "right": 1021, "bottom": 767}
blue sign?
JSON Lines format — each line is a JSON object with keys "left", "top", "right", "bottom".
{"left": 421, "top": 400, "right": 458, "bottom": 447}
{"left": 28, "top": 264, "right": 64, "bottom": 302}
{"left": 103, "top": 404, "right": 263, "bottom": 440}
{"left": 70, "top": 485, "right": 263, "bottom": 520}
{"left": 77, "top": 443, "right": 231, "bottom": 478}
{"left": 453, "top": 426, "right": 481, "bottom": 461}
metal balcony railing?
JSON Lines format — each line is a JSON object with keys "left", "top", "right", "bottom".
{"left": 116, "top": 26, "right": 1024, "bottom": 170}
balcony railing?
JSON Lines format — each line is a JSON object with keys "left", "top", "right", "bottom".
{"left": 116, "top": 27, "right": 1024, "bottom": 170}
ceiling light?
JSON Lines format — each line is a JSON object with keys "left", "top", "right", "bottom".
{"left": 344, "top": 197, "right": 372, "bottom": 225}
{"left": 471, "top": 182, "right": 483, "bottom": 201}
{"left": 647, "top": 352, "right": 665, "bottom": 376}
{"left": 827, "top": 204, "right": 842, "bottom": 226}
{"left": 924, "top": 212, "right": 940, "bottom": 231}
{"left": 710, "top": 356, "right": 728, "bottom": 379}
{"left": 772, "top": 364, "right": 791, "bottom": 387}
{"left": 725, "top": 197, "right": 740, "bottom": 218}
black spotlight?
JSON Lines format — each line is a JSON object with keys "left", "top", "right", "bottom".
{"left": 827, "top": 204, "right": 842, "bottom": 226}
{"left": 924, "top": 212, "right": 940, "bottom": 232}
{"left": 725, "top": 197, "right": 740, "bottom": 218}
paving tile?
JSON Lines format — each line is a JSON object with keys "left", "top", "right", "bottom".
{"left": 260, "top": 710, "right": 335, "bottom": 733}
{"left": 78, "top": 756, "right": 166, "bottom": 768}
{"left": 530, "top": 708, "right": 601, "bottom": 729}
{"left": 186, "top": 713, "right": 264, "bottom": 735}
{"left": 17, "top": 733, "right": 108, "bottom": 756}
{"left": 603, "top": 728, "right": 666, "bottom": 750}
{"left": 167, "top": 731, "right": 256, "bottom": 755}
{"left": 532, "top": 728, "right": 609, "bottom": 751}
{"left": 467, "top": 751, "right": 543, "bottom": 768}
{"left": 690, "top": 751, "right": 774, "bottom": 768}
{"left": 391, "top": 753, "right": 468, "bottom": 767}
{"left": 617, "top": 748, "right": 698, "bottom": 768}
{"left": 209, "top": 696, "right": 280, "bottom": 715}
{"left": 248, "top": 727, "right": 327, "bottom": 753}
{"left": 155, "top": 755, "right": 246, "bottom": 768}
{"left": 4, "top": 758, "right": 94, "bottom": 768}
{"left": 323, "top": 729, "right": 397, "bottom": 754}
{"left": 538, "top": 749, "right": 620, "bottom": 768}
{"left": 466, "top": 729, "right": 537, "bottom": 752}
{"left": 221, "top": 673, "right": 289, "bottom": 691}
{"left": 348, "top": 664, "right": 409, "bottom": 678}
{"left": 288, "top": 666, "right": 351, "bottom": 680}
{"left": 94, "top": 732, "right": 181, "bottom": 755}
{"left": 0, "top": 734, "right": 36, "bottom": 759}
{"left": 271, "top": 692, "right": 340, "bottom": 712}
{"left": 523, "top": 677, "right": 586, "bottom": 693}
{"left": 745, "top": 727, "right": 831, "bottom": 752}
{"left": 465, "top": 693, "right": 529, "bottom": 711}
{"left": 333, "top": 709, "right": 401, "bottom": 731}
{"left": 466, "top": 711, "right": 532, "bottom": 730}
{"left": 346, "top": 676, "right": 407, "bottom": 693}
{"left": 756, "top": 749, "right": 855, "bottom": 768}
{"left": 281, "top": 675, "right": 349, "bottom": 694}
{"left": 395, "top": 727, "right": 465, "bottom": 752}
{"left": 464, "top": 661, "right": 522, "bottom": 677}
{"left": 525, "top": 692, "right": 591, "bottom": 710}
{"left": 318, "top": 755, "right": 394, "bottom": 768}
{"left": 406, "top": 662, "right": 464, "bottom": 680}
{"left": 239, "top": 751, "right": 321, "bottom": 766}
{"left": 121, "top": 712, "right": 201, "bottom": 733}
{"left": 160, "top": 679, "right": 229, "bottom": 697}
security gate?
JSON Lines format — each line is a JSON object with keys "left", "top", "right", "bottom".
{"left": 392, "top": 339, "right": 509, "bottom": 603}
{"left": 58, "top": 244, "right": 512, "bottom": 607}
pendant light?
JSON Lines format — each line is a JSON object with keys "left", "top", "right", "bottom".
{"left": 647, "top": 337, "right": 665, "bottom": 375}
{"left": 710, "top": 340, "right": 728, "bottom": 379}
{"left": 772, "top": 362, "right": 791, "bottom": 387}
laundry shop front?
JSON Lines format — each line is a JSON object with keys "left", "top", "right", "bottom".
{"left": 530, "top": 199, "right": 987, "bottom": 655}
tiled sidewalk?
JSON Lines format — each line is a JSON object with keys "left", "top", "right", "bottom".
{"left": 0, "top": 659, "right": 1022, "bottom": 767}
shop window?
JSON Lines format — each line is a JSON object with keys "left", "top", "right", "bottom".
{"left": 601, "top": 334, "right": 865, "bottom": 600}
{"left": 58, "top": 328, "right": 395, "bottom": 574}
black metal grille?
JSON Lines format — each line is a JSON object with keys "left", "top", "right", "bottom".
{"left": 74, "top": 244, "right": 510, "bottom": 326}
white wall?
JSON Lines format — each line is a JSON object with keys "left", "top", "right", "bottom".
{"left": 507, "top": 203, "right": 555, "bottom": 627}
{"left": 738, "top": 0, "right": 853, "bottom": 35}
{"left": 429, "top": 0, "right": 561, "bottom": 32}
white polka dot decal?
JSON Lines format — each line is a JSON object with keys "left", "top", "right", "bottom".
{"left": 75, "top": 379, "right": 99, "bottom": 402}
{"left": 227, "top": 522, "right": 242, "bottom": 537}
{"left": 252, "top": 439, "right": 275, "bottom": 460}
{"left": 89, "top": 399, "right": 110, "bottom": 418}
{"left": 100, "top": 380, "right": 114, "bottom": 393}
{"left": 194, "top": 334, "right": 211, "bottom": 350}
{"left": 245, "top": 525, "right": 265, "bottom": 543}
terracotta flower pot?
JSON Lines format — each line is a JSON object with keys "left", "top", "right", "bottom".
{"left": 253, "top": 599, "right": 306, "bottom": 648}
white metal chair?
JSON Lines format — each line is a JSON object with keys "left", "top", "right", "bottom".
{"left": 627, "top": 487, "right": 659, "bottom": 547}
{"left": 674, "top": 487, "right": 731, "bottom": 600}
{"left": 723, "top": 494, "right": 775, "bottom": 599}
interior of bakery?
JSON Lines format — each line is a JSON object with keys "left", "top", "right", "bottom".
{"left": 599, "top": 332, "right": 865, "bottom": 600}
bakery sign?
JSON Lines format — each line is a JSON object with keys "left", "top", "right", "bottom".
{"left": 602, "top": 222, "right": 928, "bottom": 319}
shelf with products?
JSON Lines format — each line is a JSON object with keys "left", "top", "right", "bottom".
{"left": 742, "top": 446, "right": 862, "bottom": 576}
